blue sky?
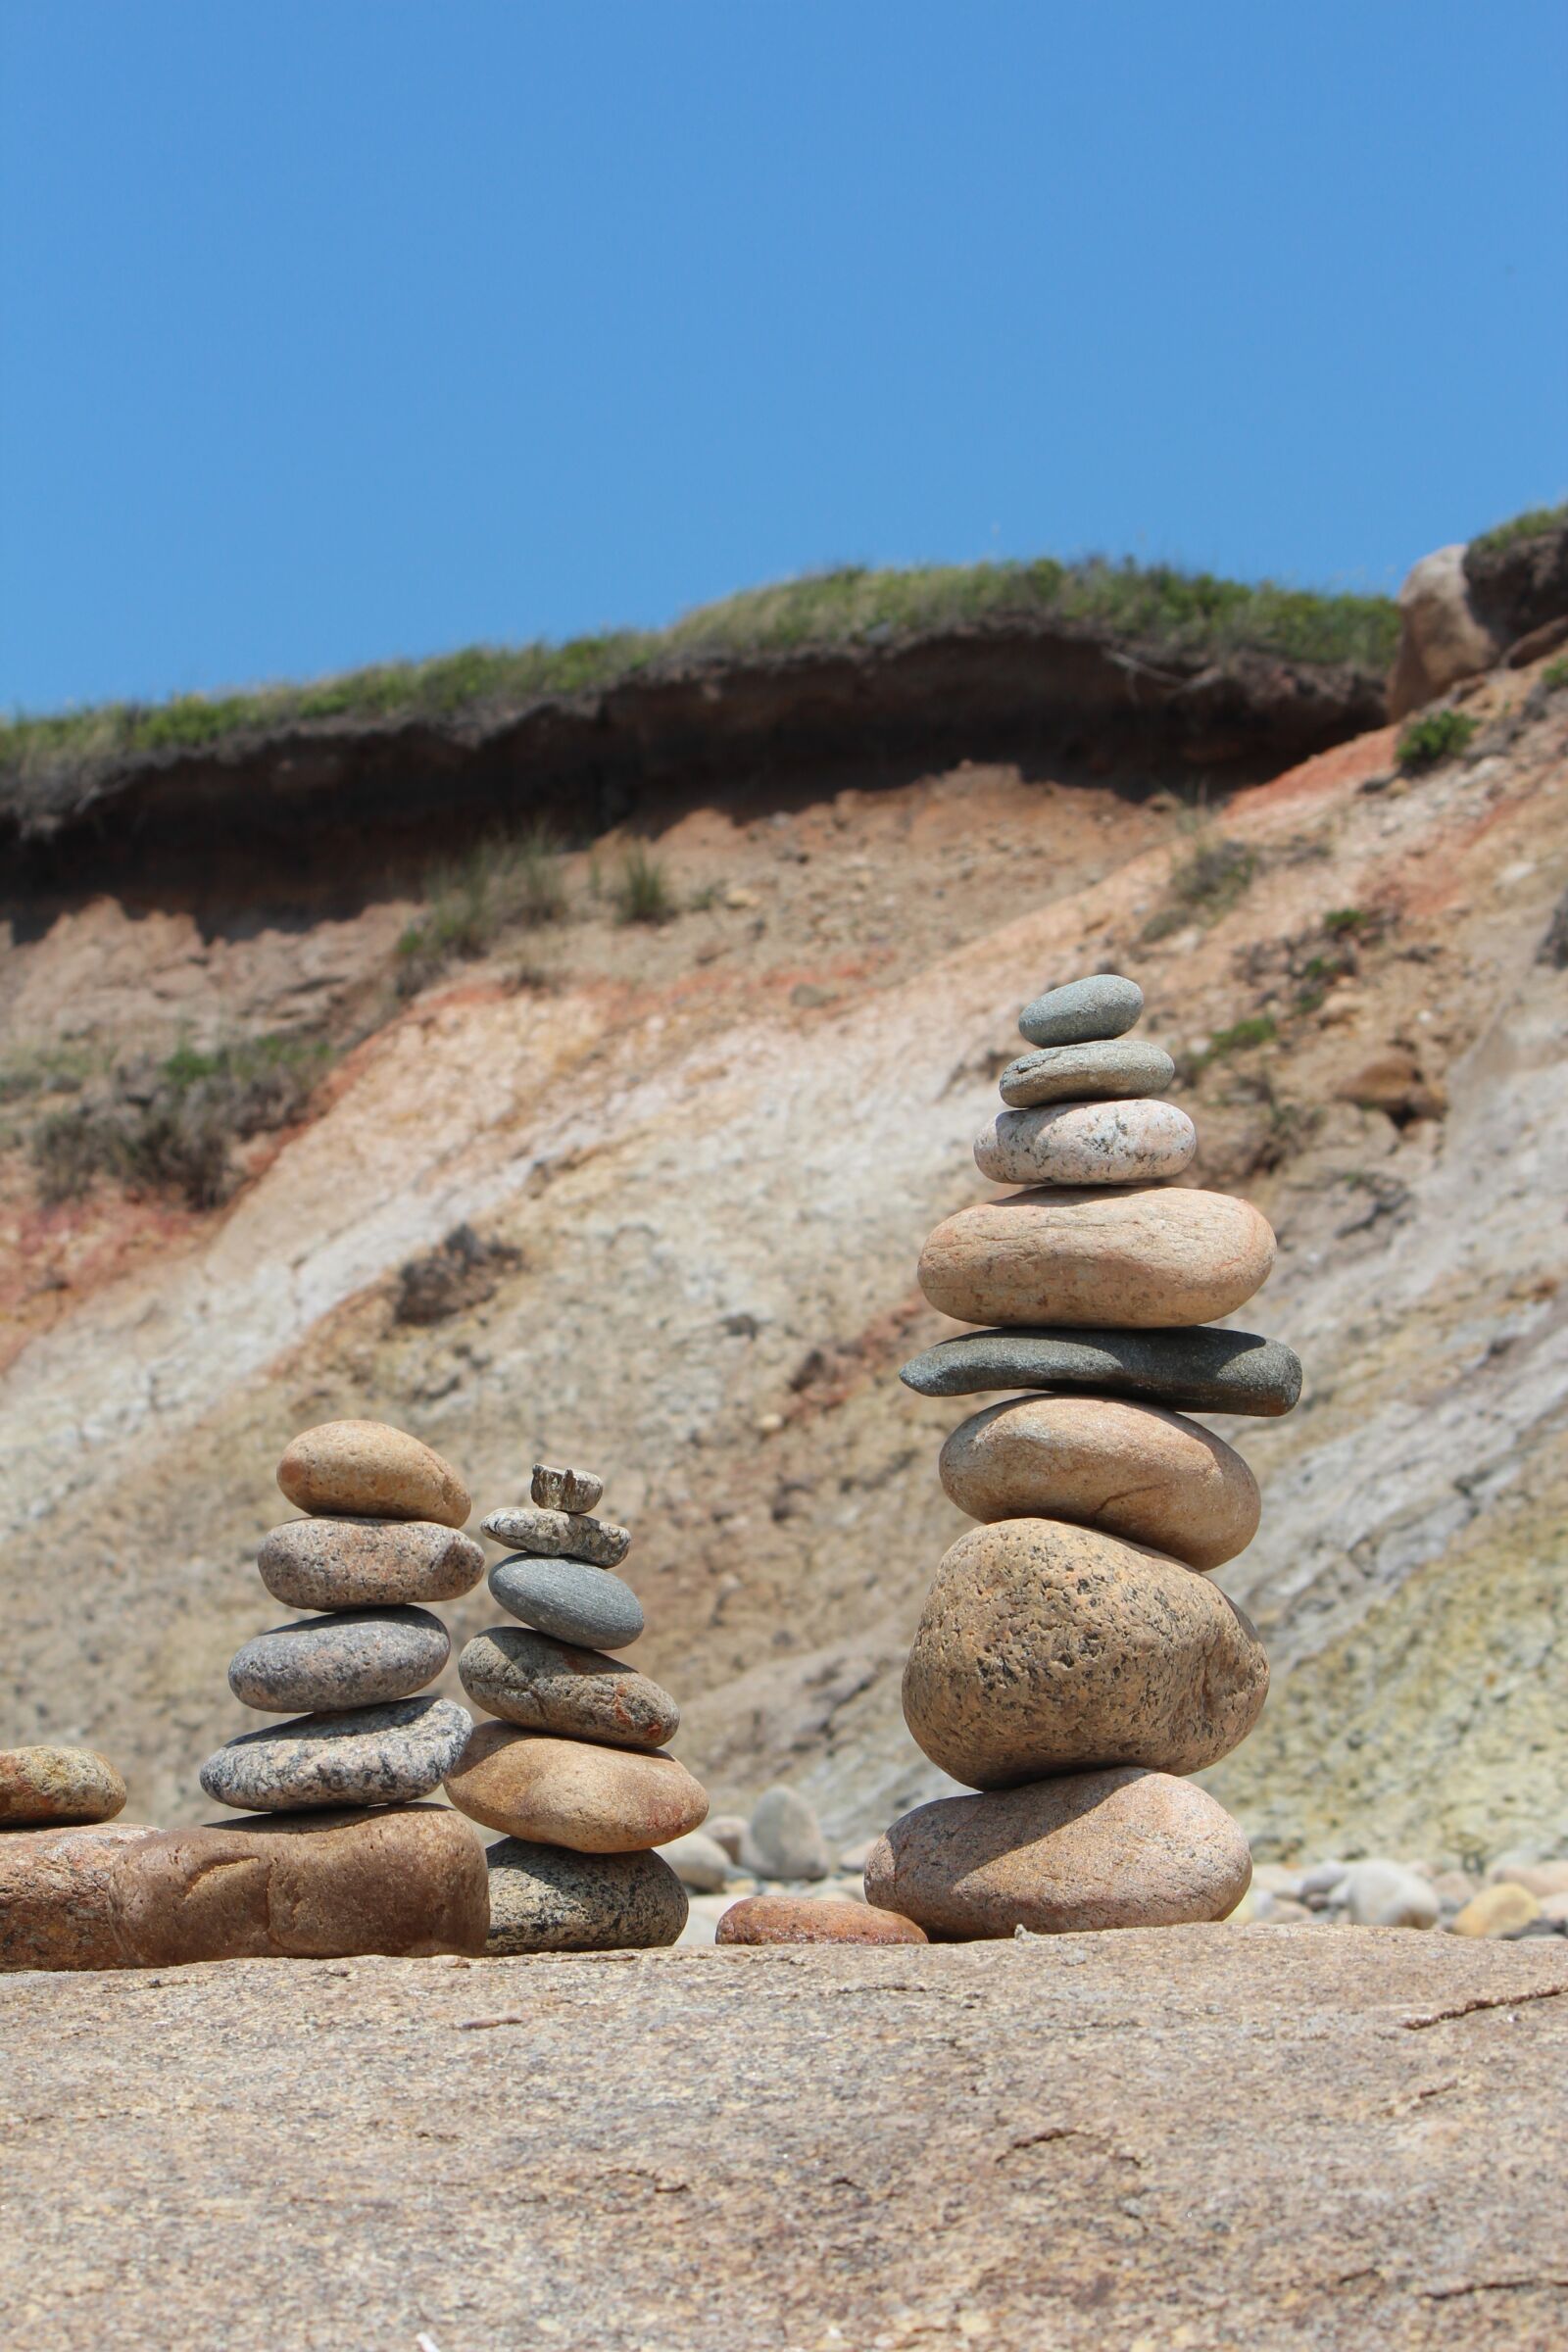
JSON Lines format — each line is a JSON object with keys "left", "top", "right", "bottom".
{"left": 3, "top": 1, "right": 1564, "bottom": 713}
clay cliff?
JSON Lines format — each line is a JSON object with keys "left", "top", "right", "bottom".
{"left": 2, "top": 567, "right": 1565, "bottom": 1868}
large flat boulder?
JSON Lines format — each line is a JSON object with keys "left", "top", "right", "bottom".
{"left": 0, "top": 1930, "right": 1562, "bottom": 2346}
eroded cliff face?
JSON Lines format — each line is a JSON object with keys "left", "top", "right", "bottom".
{"left": 1, "top": 659, "right": 1564, "bottom": 1862}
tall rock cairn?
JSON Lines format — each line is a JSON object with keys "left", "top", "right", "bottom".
{"left": 200, "top": 1420, "right": 483, "bottom": 1864}
{"left": 867, "top": 974, "right": 1301, "bottom": 1940}
{"left": 443, "top": 1462, "right": 707, "bottom": 1953}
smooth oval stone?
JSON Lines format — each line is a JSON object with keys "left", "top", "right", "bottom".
{"left": 113, "top": 1806, "right": 487, "bottom": 1963}
{"left": 939, "top": 1396, "right": 1260, "bottom": 1570}
{"left": 485, "top": 1838, "right": 688, "bottom": 1953}
{"left": 975, "top": 1100, "right": 1197, "bottom": 1188}
{"left": 258, "top": 1517, "right": 486, "bottom": 1609}
{"left": 903, "top": 1520, "right": 1268, "bottom": 1789}
{"left": 920, "top": 1186, "right": 1275, "bottom": 1330}
{"left": 899, "top": 1326, "right": 1302, "bottom": 1416}
{"left": 1000, "top": 1038, "right": 1176, "bottom": 1109}
{"left": 488, "top": 1554, "right": 645, "bottom": 1647}
{"left": 480, "top": 1503, "right": 630, "bottom": 1568}
{"left": 276, "top": 1420, "right": 470, "bottom": 1527}
{"left": 716, "top": 1894, "right": 927, "bottom": 1946}
{"left": 199, "top": 1696, "right": 471, "bottom": 1813}
{"left": 864, "top": 1768, "right": 1251, "bottom": 1938}
{"left": 458, "top": 1626, "right": 678, "bottom": 1750}
{"left": 1018, "top": 974, "right": 1143, "bottom": 1050}
{"left": 444, "top": 1724, "right": 708, "bottom": 1851}
{"left": 227, "top": 1608, "right": 450, "bottom": 1714}
{"left": 0, "top": 1744, "right": 126, "bottom": 1828}
{"left": 531, "top": 1462, "right": 604, "bottom": 1513}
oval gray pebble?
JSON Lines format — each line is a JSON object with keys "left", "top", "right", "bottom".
{"left": 488, "top": 1555, "right": 645, "bottom": 1648}
{"left": 198, "top": 1696, "right": 472, "bottom": 1812}
{"left": 485, "top": 1838, "right": 687, "bottom": 1952}
{"left": 1000, "top": 1038, "right": 1176, "bottom": 1109}
{"left": 227, "top": 1608, "right": 450, "bottom": 1715}
{"left": 1018, "top": 974, "right": 1143, "bottom": 1050}
{"left": 899, "top": 1325, "right": 1302, "bottom": 1417}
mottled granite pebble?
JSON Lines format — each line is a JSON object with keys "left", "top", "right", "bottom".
{"left": 276, "top": 1420, "right": 470, "bottom": 1526}
{"left": 900, "top": 1326, "right": 1302, "bottom": 1416}
{"left": 531, "top": 1463, "right": 605, "bottom": 1514}
{"left": 974, "top": 1099, "right": 1196, "bottom": 1188}
{"left": 485, "top": 1838, "right": 688, "bottom": 1953}
{"left": 1000, "top": 1038, "right": 1176, "bottom": 1109}
{"left": 488, "top": 1555, "right": 645, "bottom": 1647}
{"left": 1018, "top": 974, "right": 1143, "bottom": 1050}
{"left": 199, "top": 1696, "right": 471, "bottom": 1812}
{"left": 257, "top": 1517, "right": 486, "bottom": 1610}
{"left": 481, "top": 1504, "right": 630, "bottom": 1567}
{"left": 0, "top": 1745, "right": 127, "bottom": 1828}
{"left": 227, "top": 1608, "right": 450, "bottom": 1714}
{"left": 459, "top": 1626, "right": 677, "bottom": 1749}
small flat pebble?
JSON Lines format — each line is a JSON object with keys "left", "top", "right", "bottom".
{"left": 258, "top": 1517, "right": 486, "bottom": 1609}
{"left": 446, "top": 1726, "right": 708, "bottom": 1850}
{"left": 1000, "top": 1038, "right": 1176, "bottom": 1109}
{"left": 901, "top": 1326, "right": 1302, "bottom": 1417}
{"left": 488, "top": 1554, "right": 644, "bottom": 1647}
{"left": 485, "top": 1839, "right": 687, "bottom": 1953}
{"left": 199, "top": 1696, "right": 471, "bottom": 1813}
{"left": 0, "top": 1745, "right": 126, "bottom": 1828}
{"left": 227, "top": 1608, "right": 450, "bottom": 1714}
{"left": 459, "top": 1626, "right": 677, "bottom": 1749}
{"left": 531, "top": 1462, "right": 604, "bottom": 1514}
{"left": 974, "top": 1100, "right": 1196, "bottom": 1188}
{"left": 276, "top": 1420, "right": 470, "bottom": 1526}
{"left": 716, "top": 1894, "right": 927, "bottom": 1945}
{"left": 1017, "top": 974, "right": 1143, "bottom": 1050}
{"left": 481, "top": 1504, "right": 630, "bottom": 1568}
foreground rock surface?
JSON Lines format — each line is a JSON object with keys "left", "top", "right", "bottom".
{"left": 0, "top": 1807, "right": 486, "bottom": 1969}
{"left": 1, "top": 1934, "right": 1562, "bottom": 2350}
{"left": 866, "top": 1768, "right": 1251, "bottom": 1936}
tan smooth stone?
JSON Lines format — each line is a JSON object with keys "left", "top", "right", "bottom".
{"left": 277, "top": 1420, "right": 470, "bottom": 1526}
{"left": 974, "top": 1100, "right": 1197, "bottom": 1189}
{"left": 258, "top": 1516, "right": 486, "bottom": 1609}
{"left": 938, "top": 1396, "right": 1259, "bottom": 1571}
{"left": 918, "top": 1186, "right": 1276, "bottom": 1330}
{"left": 1451, "top": 1884, "right": 1542, "bottom": 1938}
{"left": 864, "top": 1768, "right": 1252, "bottom": 1938}
{"left": 903, "top": 1518, "right": 1268, "bottom": 1788}
{"left": 716, "top": 1894, "right": 927, "bottom": 1945}
{"left": 445, "top": 1725, "right": 710, "bottom": 1852}
{"left": 1491, "top": 1861, "right": 1568, "bottom": 1898}
{"left": 0, "top": 1744, "right": 126, "bottom": 1827}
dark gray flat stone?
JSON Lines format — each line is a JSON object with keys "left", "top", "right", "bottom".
{"left": 1018, "top": 974, "right": 1143, "bottom": 1050}
{"left": 1000, "top": 1038, "right": 1176, "bottom": 1109}
{"left": 198, "top": 1696, "right": 472, "bottom": 1812}
{"left": 900, "top": 1326, "right": 1301, "bottom": 1416}
{"left": 488, "top": 1555, "right": 645, "bottom": 1648}
{"left": 227, "top": 1608, "right": 450, "bottom": 1715}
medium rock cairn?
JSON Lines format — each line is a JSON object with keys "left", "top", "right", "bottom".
{"left": 444, "top": 1461, "right": 707, "bottom": 1952}
{"left": 867, "top": 973, "right": 1301, "bottom": 1939}
{"left": 201, "top": 1419, "right": 482, "bottom": 1820}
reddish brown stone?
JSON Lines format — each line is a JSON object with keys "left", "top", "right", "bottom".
{"left": 716, "top": 1894, "right": 927, "bottom": 1946}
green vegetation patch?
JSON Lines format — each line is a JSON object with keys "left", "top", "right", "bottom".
{"left": 1469, "top": 501, "right": 1568, "bottom": 559}
{"left": 1, "top": 555, "right": 1400, "bottom": 790}
{"left": 612, "top": 844, "right": 677, "bottom": 926}
{"left": 1396, "top": 708, "right": 1478, "bottom": 771}
{"left": 395, "top": 826, "right": 566, "bottom": 996}
{"left": 1141, "top": 833, "right": 1257, "bottom": 943}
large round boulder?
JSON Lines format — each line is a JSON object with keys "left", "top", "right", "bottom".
{"left": 917, "top": 1187, "right": 1275, "bottom": 1330}
{"left": 864, "top": 1768, "right": 1251, "bottom": 1938}
{"left": 902, "top": 1518, "right": 1268, "bottom": 1788}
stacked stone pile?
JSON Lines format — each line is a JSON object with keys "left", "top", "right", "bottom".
{"left": 868, "top": 973, "right": 1302, "bottom": 1940}
{"left": 445, "top": 1462, "right": 706, "bottom": 1952}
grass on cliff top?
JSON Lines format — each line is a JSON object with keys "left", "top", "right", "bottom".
{"left": 0, "top": 555, "right": 1400, "bottom": 786}
{"left": 1468, "top": 499, "right": 1568, "bottom": 558}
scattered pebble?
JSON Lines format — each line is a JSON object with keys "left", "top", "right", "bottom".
{"left": 742, "top": 1786, "right": 831, "bottom": 1882}
{"left": 716, "top": 1893, "right": 927, "bottom": 1946}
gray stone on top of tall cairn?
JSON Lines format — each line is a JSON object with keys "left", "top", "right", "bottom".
{"left": 1017, "top": 974, "right": 1143, "bottom": 1050}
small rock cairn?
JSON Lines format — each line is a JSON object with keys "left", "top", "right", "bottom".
{"left": 443, "top": 1462, "right": 708, "bottom": 1952}
{"left": 867, "top": 973, "right": 1302, "bottom": 1939}
{"left": 201, "top": 1419, "right": 482, "bottom": 1822}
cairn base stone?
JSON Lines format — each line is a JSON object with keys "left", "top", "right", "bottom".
{"left": 865, "top": 1768, "right": 1251, "bottom": 1938}
{"left": 485, "top": 1838, "right": 688, "bottom": 1952}
{"left": 0, "top": 1824, "right": 159, "bottom": 1971}
{"left": 902, "top": 1518, "right": 1268, "bottom": 1788}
